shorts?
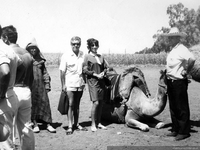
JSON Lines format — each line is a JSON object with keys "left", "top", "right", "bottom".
{"left": 67, "top": 85, "right": 85, "bottom": 92}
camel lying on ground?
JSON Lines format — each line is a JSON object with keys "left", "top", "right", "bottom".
{"left": 102, "top": 67, "right": 168, "bottom": 131}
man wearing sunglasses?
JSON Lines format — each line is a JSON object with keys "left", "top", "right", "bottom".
{"left": 59, "top": 36, "right": 87, "bottom": 135}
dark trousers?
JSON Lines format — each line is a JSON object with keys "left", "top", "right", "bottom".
{"left": 167, "top": 78, "right": 190, "bottom": 135}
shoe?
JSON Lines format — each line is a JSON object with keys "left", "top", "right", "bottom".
{"left": 73, "top": 125, "right": 88, "bottom": 131}
{"left": 66, "top": 127, "right": 73, "bottom": 135}
{"left": 175, "top": 134, "right": 190, "bottom": 141}
{"left": 47, "top": 125, "right": 56, "bottom": 133}
{"left": 33, "top": 126, "right": 40, "bottom": 133}
{"left": 97, "top": 124, "right": 107, "bottom": 130}
{"left": 166, "top": 132, "right": 178, "bottom": 137}
{"left": 91, "top": 126, "right": 97, "bottom": 132}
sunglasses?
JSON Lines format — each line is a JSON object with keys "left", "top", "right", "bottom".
{"left": 71, "top": 43, "right": 80, "bottom": 46}
{"left": 91, "top": 44, "right": 98, "bottom": 47}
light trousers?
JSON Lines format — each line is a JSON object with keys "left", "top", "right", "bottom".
{"left": 0, "top": 87, "right": 35, "bottom": 150}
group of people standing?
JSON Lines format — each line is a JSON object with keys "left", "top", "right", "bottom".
{"left": 59, "top": 27, "right": 196, "bottom": 142}
{"left": 0, "top": 24, "right": 196, "bottom": 150}
{"left": 57, "top": 27, "right": 197, "bottom": 142}
{"left": 0, "top": 25, "right": 35, "bottom": 150}
{"left": 0, "top": 25, "right": 56, "bottom": 150}
{"left": 0, "top": 24, "right": 110, "bottom": 149}
{"left": 59, "top": 36, "right": 109, "bottom": 134}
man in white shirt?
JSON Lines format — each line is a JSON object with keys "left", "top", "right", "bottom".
{"left": 162, "top": 27, "right": 195, "bottom": 141}
{"left": 59, "top": 36, "right": 87, "bottom": 135}
{"left": 1, "top": 25, "right": 35, "bottom": 150}
{"left": 0, "top": 25, "right": 23, "bottom": 149}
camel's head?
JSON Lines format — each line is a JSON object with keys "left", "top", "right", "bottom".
{"left": 106, "top": 67, "right": 117, "bottom": 75}
{"left": 158, "top": 69, "right": 167, "bottom": 94}
{"left": 118, "top": 67, "right": 142, "bottom": 99}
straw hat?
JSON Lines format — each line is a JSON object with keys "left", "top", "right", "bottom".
{"left": 161, "top": 27, "right": 187, "bottom": 37}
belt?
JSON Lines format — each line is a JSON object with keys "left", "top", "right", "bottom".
{"left": 167, "top": 77, "right": 186, "bottom": 82}
{"left": 167, "top": 78, "right": 175, "bottom": 82}
{"left": 15, "top": 83, "right": 29, "bottom": 87}
{"left": 167, "top": 77, "right": 176, "bottom": 82}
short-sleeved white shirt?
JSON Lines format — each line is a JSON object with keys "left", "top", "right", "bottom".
{"left": 59, "top": 50, "right": 85, "bottom": 88}
{"left": 0, "top": 44, "right": 22, "bottom": 89}
{"left": 166, "top": 43, "right": 195, "bottom": 80}
{"left": 0, "top": 50, "right": 10, "bottom": 65}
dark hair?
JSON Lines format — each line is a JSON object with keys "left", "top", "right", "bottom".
{"left": 1, "top": 25, "right": 18, "bottom": 43}
{"left": 87, "top": 38, "right": 99, "bottom": 52}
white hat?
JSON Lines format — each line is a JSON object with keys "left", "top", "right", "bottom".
{"left": 161, "top": 27, "right": 187, "bottom": 37}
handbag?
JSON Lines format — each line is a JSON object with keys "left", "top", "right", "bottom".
{"left": 57, "top": 91, "right": 69, "bottom": 115}
{"left": 104, "top": 76, "right": 111, "bottom": 87}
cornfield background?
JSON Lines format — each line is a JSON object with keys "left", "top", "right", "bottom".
{"left": 43, "top": 52, "right": 167, "bottom": 66}
{"left": 43, "top": 44, "right": 200, "bottom": 67}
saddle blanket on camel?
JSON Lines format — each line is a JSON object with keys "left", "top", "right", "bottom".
{"left": 103, "top": 67, "right": 150, "bottom": 123}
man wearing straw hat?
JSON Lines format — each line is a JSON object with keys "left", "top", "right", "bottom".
{"left": 161, "top": 27, "right": 196, "bottom": 141}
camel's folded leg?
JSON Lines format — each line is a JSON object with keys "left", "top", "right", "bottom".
{"left": 125, "top": 110, "right": 149, "bottom": 132}
{"left": 145, "top": 117, "right": 165, "bottom": 129}
{"left": 155, "top": 122, "right": 165, "bottom": 129}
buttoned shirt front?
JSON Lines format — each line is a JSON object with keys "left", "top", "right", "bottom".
{"left": 166, "top": 43, "right": 195, "bottom": 80}
{"left": 59, "top": 50, "right": 85, "bottom": 88}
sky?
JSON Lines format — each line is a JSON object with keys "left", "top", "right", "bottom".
{"left": 0, "top": 0, "right": 199, "bottom": 54}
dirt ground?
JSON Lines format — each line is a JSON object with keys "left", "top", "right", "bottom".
{"left": 10, "top": 66, "right": 200, "bottom": 150}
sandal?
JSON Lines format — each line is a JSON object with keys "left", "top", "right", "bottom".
{"left": 73, "top": 125, "right": 88, "bottom": 131}
{"left": 66, "top": 127, "right": 73, "bottom": 135}
{"left": 97, "top": 124, "right": 107, "bottom": 130}
{"left": 47, "top": 125, "right": 56, "bottom": 133}
{"left": 33, "top": 126, "right": 40, "bottom": 133}
{"left": 91, "top": 126, "right": 97, "bottom": 132}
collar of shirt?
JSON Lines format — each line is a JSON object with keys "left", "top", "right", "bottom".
{"left": 89, "top": 52, "right": 101, "bottom": 65}
{"left": 10, "top": 44, "right": 20, "bottom": 48}
{"left": 70, "top": 50, "right": 83, "bottom": 58}
{"left": 89, "top": 52, "right": 100, "bottom": 57}
{"left": 172, "top": 43, "right": 181, "bottom": 50}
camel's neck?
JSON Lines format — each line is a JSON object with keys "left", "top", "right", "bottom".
{"left": 145, "top": 85, "right": 167, "bottom": 116}
{"left": 126, "top": 85, "right": 167, "bottom": 117}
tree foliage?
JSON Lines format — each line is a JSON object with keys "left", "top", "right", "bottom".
{"left": 138, "top": 3, "right": 200, "bottom": 54}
